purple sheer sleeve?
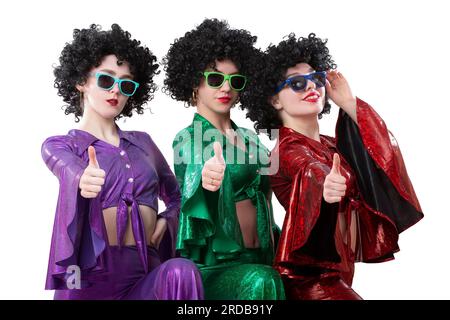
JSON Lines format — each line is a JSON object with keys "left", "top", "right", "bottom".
{"left": 42, "top": 135, "right": 106, "bottom": 289}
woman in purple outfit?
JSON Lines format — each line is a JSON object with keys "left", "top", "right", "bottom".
{"left": 41, "top": 24, "right": 204, "bottom": 300}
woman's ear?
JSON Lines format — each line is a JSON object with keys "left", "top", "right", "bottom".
{"left": 269, "top": 95, "right": 282, "bottom": 110}
{"left": 190, "top": 87, "right": 199, "bottom": 106}
{"left": 76, "top": 84, "right": 84, "bottom": 93}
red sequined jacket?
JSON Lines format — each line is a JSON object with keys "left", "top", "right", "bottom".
{"left": 270, "top": 98, "right": 423, "bottom": 285}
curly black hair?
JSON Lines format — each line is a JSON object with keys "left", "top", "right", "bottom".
{"left": 54, "top": 23, "right": 159, "bottom": 122}
{"left": 162, "top": 18, "right": 261, "bottom": 106}
{"left": 241, "top": 33, "right": 337, "bottom": 139}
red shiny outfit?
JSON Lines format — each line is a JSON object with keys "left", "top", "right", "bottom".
{"left": 270, "top": 98, "right": 423, "bottom": 300}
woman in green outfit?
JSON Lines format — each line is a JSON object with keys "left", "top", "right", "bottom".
{"left": 163, "top": 18, "right": 285, "bottom": 300}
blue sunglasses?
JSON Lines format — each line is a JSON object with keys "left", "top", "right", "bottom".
{"left": 94, "top": 72, "right": 140, "bottom": 97}
{"left": 274, "top": 71, "right": 327, "bottom": 94}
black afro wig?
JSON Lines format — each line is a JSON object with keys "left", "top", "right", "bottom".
{"left": 54, "top": 23, "right": 159, "bottom": 121}
{"left": 163, "top": 18, "right": 261, "bottom": 106}
{"left": 241, "top": 33, "right": 336, "bottom": 139}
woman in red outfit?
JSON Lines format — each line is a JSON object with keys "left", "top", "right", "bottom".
{"left": 241, "top": 33, "right": 424, "bottom": 299}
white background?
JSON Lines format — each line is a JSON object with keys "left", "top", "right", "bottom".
{"left": 0, "top": 0, "right": 448, "bottom": 300}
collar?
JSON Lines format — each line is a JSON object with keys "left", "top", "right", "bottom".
{"left": 192, "top": 113, "right": 249, "bottom": 148}
{"left": 68, "top": 125, "right": 150, "bottom": 155}
{"left": 280, "top": 126, "right": 335, "bottom": 151}
{"left": 192, "top": 113, "right": 238, "bottom": 131}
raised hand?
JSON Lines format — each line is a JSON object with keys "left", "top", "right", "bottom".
{"left": 201, "top": 142, "right": 226, "bottom": 192}
{"left": 325, "top": 70, "right": 357, "bottom": 111}
{"left": 79, "top": 146, "right": 106, "bottom": 198}
{"left": 323, "top": 153, "right": 347, "bottom": 204}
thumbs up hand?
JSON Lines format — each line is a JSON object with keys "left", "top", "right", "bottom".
{"left": 202, "top": 142, "right": 226, "bottom": 192}
{"left": 323, "top": 153, "right": 347, "bottom": 204}
{"left": 79, "top": 146, "right": 106, "bottom": 198}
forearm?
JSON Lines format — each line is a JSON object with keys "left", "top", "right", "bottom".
{"left": 338, "top": 97, "right": 358, "bottom": 125}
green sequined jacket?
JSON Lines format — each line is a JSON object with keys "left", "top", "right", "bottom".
{"left": 173, "top": 113, "right": 279, "bottom": 268}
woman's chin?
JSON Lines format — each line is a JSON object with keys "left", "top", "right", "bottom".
{"left": 99, "top": 109, "right": 124, "bottom": 120}
{"left": 292, "top": 108, "right": 323, "bottom": 118}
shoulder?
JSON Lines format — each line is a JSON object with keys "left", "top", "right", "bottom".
{"left": 278, "top": 133, "right": 310, "bottom": 155}
{"left": 123, "top": 130, "right": 151, "bottom": 140}
{"left": 42, "top": 134, "right": 77, "bottom": 153}
{"left": 277, "top": 135, "right": 326, "bottom": 175}
{"left": 122, "top": 130, "right": 165, "bottom": 156}
{"left": 238, "top": 126, "right": 258, "bottom": 141}
{"left": 320, "top": 134, "right": 336, "bottom": 146}
{"left": 236, "top": 126, "right": 255, "bottom": 135}
{"left": 40, "top": 133, "right": 88, "bottom": 165}
{"left": 172, "top": 125, "right": 195, "bottom": 149}
{"left": 237, "top": 126, "right": 267, "bottom": 148}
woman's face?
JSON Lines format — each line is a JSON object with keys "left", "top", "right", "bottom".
{"left": 77, "top": 54, "right": 133, "bottom": 120}
{"left": 271, "top": 62, "right": 326, "bottom": 119}
{"left": 195, "top": 59, "right": 240, "bottom": 115}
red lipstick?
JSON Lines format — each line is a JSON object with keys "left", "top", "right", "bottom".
{"left": 217, "top": 97, "right": 231, "bottom": 104}
{"left": 107, "top": 99, "right": 118, "bottom": 107}
{"left": 303, "top": 92, "right": 320, "bottom": 103}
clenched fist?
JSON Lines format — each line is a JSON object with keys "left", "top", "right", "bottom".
{"left": 202, "top": 142, "right": 225, "bottom": 192}
{"left": 79, "top": 146, "right": 106, "bottom": 198}
{"left": 323, "top": 153, "right": 347, "bottom": 204}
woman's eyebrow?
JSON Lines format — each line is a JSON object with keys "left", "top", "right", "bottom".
{"left": 212, "top": 67, "right": 239, "bottom": 75}
{"left": 286, "top": 66, "right": 315, "bottom": 78}
{"left": 98, "top": 69, "right": 133, "bottom": 79}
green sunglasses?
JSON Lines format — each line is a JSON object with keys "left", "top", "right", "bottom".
{"left": 202, "top": 71, "right": 247, "bottom": 91}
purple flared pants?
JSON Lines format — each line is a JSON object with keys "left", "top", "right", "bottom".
{"left": 54, "top": 246, "right": 204, "bottom": 300}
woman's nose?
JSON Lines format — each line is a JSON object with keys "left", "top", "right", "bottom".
{"left": 109, "top": 82, "right": 120, "bottom": 94}
{"left": 305, "top": 79, "right": 317, "bottom": 91}
{"left": 220, "top": 79, "right": 231, "bottom": 92}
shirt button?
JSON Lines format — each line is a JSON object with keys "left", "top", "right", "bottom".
{"left": 128, "top": 178, "right": 134, "bottom": 183}
{"left": 125, "top": 164, "right": 131, "bottom": 169}
{"left": 120, "top": 150, "right": 126, "bottom": 156}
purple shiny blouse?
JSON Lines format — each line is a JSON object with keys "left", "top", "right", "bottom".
{"left": 42, "top": 127, "right": 181, "bottom": 290}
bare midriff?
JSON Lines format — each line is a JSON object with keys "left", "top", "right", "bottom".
{"left": 231, "top": 134, "right": 263, "bottom": 249}
{"left": 103, "top": 205, "right": 157, "bottom": 246}
{"left": 236, "top": 199, "right": 260, "bottom": 248}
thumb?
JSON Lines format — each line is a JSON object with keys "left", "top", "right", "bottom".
{"left": 88, "top": 146, "right": 99, "bottom": 168}
{"left": 213, "top": 142, "right": 224, "bottom": 164}
{"left": 331, "top": 153, "right": 341, "bottom": 175}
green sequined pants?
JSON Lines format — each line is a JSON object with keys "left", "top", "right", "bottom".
{"left": 199, "top": 248, "right": 286, "bottom": 300}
